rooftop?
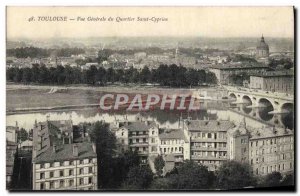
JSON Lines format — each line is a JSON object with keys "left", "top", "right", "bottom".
{"left": 33, "top": 142, "right": 96, "bottom": 164}
{"left": 249, "top": 126, "right": 293, "bottom": 140}
{"left": 210, "top": 63, "right": 269, "bottom": 70}
{"left": 123, "top": 121, "right": 156, "bottom": 132}
{"left": 186, "top": 120, "right": 235, "bottom": 132}
{"left": 249, "top": 70, "right": 294, "bottom": 78}
{"left": 159, "top": 129, "right": 187, "bottom": 142}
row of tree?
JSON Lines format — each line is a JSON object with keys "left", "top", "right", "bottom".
{"left": 7, "top": 64, "right": 217, "bottom": 87}
{"left": 7, "top": 47, "right": 85, "bottom": 58}
{"left": 88, "top": 121, "right": 294, "bottom": 190}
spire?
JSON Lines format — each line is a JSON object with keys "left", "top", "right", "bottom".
{"left": 261, "top": 34, "right": 265, "bottom": 42}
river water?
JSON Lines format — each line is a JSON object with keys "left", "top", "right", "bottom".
{"left": 7, "top": 105, "right": 273, "bottom": 131}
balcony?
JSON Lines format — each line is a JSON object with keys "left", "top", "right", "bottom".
{"left": 129, "top": 134, "right": 149, "bottom": 138}
{"left": 191, "top": 138, "right": 227, "bottom": 142}
{"left": 129, "top": 142, "right": 148, "bottom": 147}
{"left": 191, "top": 146, "right": 227, "bottom": 151}
{"left": 191, "top": 155, "right": 227, "bottom": 161}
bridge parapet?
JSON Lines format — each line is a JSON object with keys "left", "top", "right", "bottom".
{"left": 224, "top": 85, "right": 294, "bottom": 102}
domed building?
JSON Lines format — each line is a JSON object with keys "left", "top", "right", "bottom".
{"left": 256, "top": 35, "right": 269, "bottom": 58}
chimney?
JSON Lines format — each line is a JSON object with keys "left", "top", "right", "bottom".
{"left": 32, "top": 147, "right": 37, "bottom": 159}
{"left": 92, "top": 143, "right": 96, "bottom": 153}
{"left": 53, "top": 145, "right": 57, "bottom": 153}
{"left": 73, "top": 144, "right": 78, "bottom": 157}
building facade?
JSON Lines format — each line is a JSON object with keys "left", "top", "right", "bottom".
{"left": 184, "top": 119, "right": 235, "bottom": 171}
{"left": 209, "top": 64, "right": 270, "bottom": 85}
{"left": 32, "top": 120, "right": 97, "bottom": 190}
{"left": 249, "top": 71, "right": 294, "bottom": 94}
{"left": 228, "top": 122, "right": 294, "bottom": 176}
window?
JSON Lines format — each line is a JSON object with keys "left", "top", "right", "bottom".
{"left": 60, "top": 161, "right": 64, "bottom": 167}
{"left": 69, "top": 179, "right": 74, "bottom": 186}
{"left": 69, "top": 169, "right": 73, "bottom": 176}
{"left": 50, "top": 181, "right": 54, "bottom": 189}
{"left": 89, "top": 167, "right": 93, "bottom": 173}
{"left": 60, "top": 170, "right": 64, "bottom": 177}
{"left": 208, "top": 133, "right": 212, "bottom": 138}
{"left": 79, "top": 178, "right": 84, "bottom": 185}
{"left": 50, "top": 162, "right": 55, "bottom": 167}
{"left": 40, "top": 182, "right": 45, "bottom": 190}
{"left": 70, "top": 161, "right": 73, "bottom": 165}
{"left": 59, "top": 180, "right": 64, "bottom": 188}
{"left": 80, "top": 160, "right": 84, "bottom": 164}
{"left": 40, "top": 173, "right": 45, "bottom": 179}
{"left": 88, "top": 177, "right": 93, "bottom": 184}
{"left": 79, "top": 168, "right": 84, "bottom": 175}
{"left": 50, "top": 171, "right": 54, "bottom": 178}
{"left": 40, "top": 163, "right": 44, "bottom": 169}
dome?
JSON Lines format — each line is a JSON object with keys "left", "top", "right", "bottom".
{"left": 256, "top": 35, "right": 269, "bottom": 50}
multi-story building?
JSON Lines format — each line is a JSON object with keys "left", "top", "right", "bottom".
{"left": 158, "top": 128, "right": 189, "bottom": 164}
{"left": 249, "top": 70, "right": 294, "bottom": 94}
{"left": 183, "top": 119, "right": 235, "bottom": 171}
{"left": 209, "top": 63, "right": 270, "bottom": 85}
{"left": 32, "top": 143, "right": 97, "bottom": 190}
{"left": 6, "top": 124, "right": 19, "bottom": 143}
{"left": 249, "top": 127, "right": 294, "bottom": 176}
{"left": 228, "top": 120, "right": 294, "bottom": 176}
{"left": 6, "top": 140, "right": 18, "bottom": 189}
{"left": 32, "top": 120, "right": 97, "bottom": 190}
{"left": 114, "top": 116, "right": 159, "bottom": 163}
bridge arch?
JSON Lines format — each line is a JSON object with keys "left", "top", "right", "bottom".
{"left": 229, "top": 93, "right": 237, "bottom": 107}
{"left": 281, "top": 102, "right": 294, "bottom": 130}
{"left": 258, "top": 98, "right": 274, "bottom": 121}
{"left": 242, "top": 95, "right": 252, "bottom": 114}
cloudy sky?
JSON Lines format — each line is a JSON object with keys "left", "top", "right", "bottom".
{"left": 7, "top": 7, "right": 294, "bottom": 39}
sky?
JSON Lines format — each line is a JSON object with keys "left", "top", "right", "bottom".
{"left": 6, "top": 6, "right": 294, "bottom": 39}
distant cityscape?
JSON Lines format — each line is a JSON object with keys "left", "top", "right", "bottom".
{"left": 6, "top": 34, "right": 295, "bottom": 191}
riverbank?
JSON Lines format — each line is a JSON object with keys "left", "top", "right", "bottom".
{"left": 6, "top": 83, "right": 226, "bottom": 112}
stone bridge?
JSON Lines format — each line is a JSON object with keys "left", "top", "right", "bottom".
{"left": 225, "top": 86, "right": 294, "bottom": 129}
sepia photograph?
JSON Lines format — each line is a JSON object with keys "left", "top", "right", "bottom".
{"left": 5, "top": 6, "right": 295, "bottom": 191}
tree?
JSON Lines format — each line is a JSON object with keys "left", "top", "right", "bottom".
{"left": 281, "top": 173, "right": 294, "bottom": 186}
{"left": 122, "top": 165, "right": 153, "bottom": 190}
{"left": 168, "top": 160, "right": 214, "bottom": 190}
{"left": 17, "top": 128, "right": 28, "bottom": 144}
{"left": 154, "top": 155, "right": 165, "bottom": 176}
{"left": 110, "top": 150, "right": 140, "bottom": 188}
{"left": 149, "top": 177, "right": 172, "bottom": 190}
{"left": 260, "top": 171, "right": 282, "bottom": 187}
{"left": 89, "top": 121, "right": 117, "bottom": 189}
{"left": 206, "top": 71, "right": 218, "bottom": 84}
{"left": 139, "top": 66, "right": 151, "bottom": 83}
{"left": 216, "top": 160, "right": 256, "bottom": 190}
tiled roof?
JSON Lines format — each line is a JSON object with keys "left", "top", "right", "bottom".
{"left": 123, "top": 121, "right": 156, "bottom": 132}
{"left": 249, "top": 126, "right": 293, "bottom": 140}
{"left": 187, "top": 120, "right": 234, "bottom": 132}
{"left": 34, "top": 142, "right": 96, "bottom": 163}
{"left": 249, "top": 70, "right": 294, "bottom": 78}
{"left": 32, "top": 120, "right": 73, "bottom": 157}
{"left": 159, "top": 129, "right": 187, "bottom": 141}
